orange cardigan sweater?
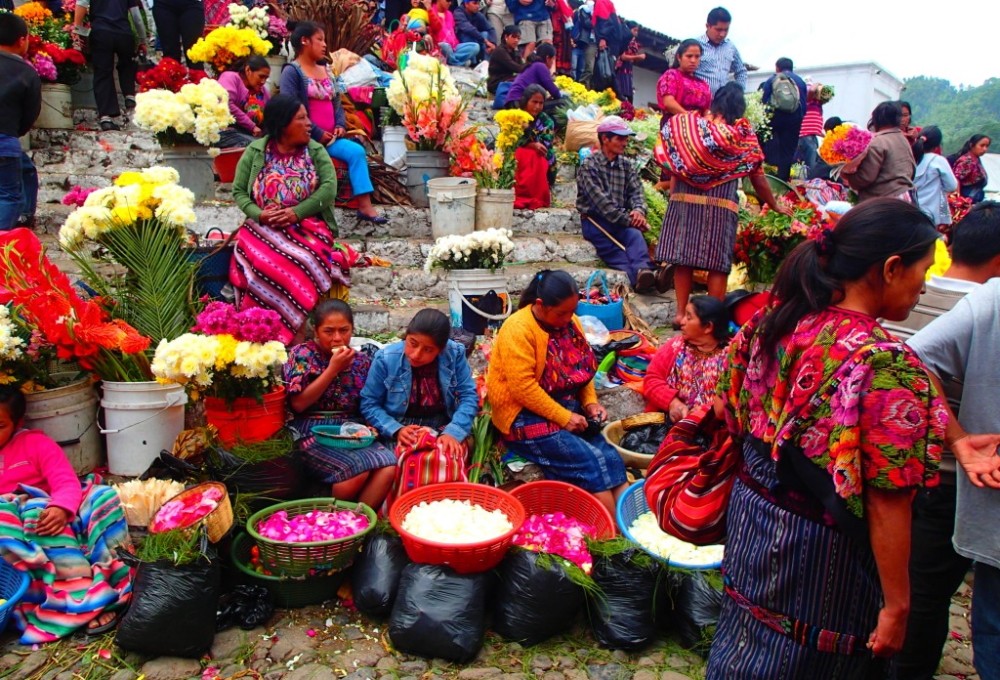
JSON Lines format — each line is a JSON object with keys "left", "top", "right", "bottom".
{"left": 487, "top": 306, "right": 599, "bottom": 434}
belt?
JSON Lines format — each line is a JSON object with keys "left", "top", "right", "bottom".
{"left": 669, "top": 192, "right": 740, "bottom": 214}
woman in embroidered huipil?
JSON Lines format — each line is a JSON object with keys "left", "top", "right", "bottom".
{"left": 951, "top": 134, "right": 991, "bottom": 204}
{"left": 486, "top": 270, "right": 627, "bottom": 515}
{"left": 643, "top": 296, "right": 728, "bottom": 422}
{"left": 284, "top": 300, "right": 396, "bottom": 509}
{"left": 706, "top": 199, "right": 952, "bottom": 678}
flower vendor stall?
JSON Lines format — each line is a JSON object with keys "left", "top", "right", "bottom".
{"left": 734, "top": 197, "right": 836, "bottom": 285}
{"left": 225, "top": 2, "right": 289, "bottom": 95}
{"left": 186, "top": 25, "right": 273, "bottom": 76}
{"left": 15, "top": 2, "right": 87, "bottom": 129}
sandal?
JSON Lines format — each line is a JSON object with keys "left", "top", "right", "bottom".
{"left": 355, "top": 211, "right": 388, "bottom": 225}
{"left": 86, "top": 611, "right": 121, "bottom": 636}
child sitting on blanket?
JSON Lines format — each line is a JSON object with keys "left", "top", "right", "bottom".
{"left": 0, "top": 385, "right": 131, "bottom": 642}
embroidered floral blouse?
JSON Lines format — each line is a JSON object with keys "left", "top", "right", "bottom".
{"left": 252, "top": 142, "right": 318, "bottom": 210}
{"left": 644, "top": 335, "right": 726, "bottom": 411}
{"left": 953, "top": 153, "right": 987, "bottom": 189}
{"left": 283, "top": 341, "right": 371, "bottom": 415}
{"left": 720, "top": 306, "right": 946, "bottom": 518}
{"left": 656, "top": 69, "right": 712, "bottom": 116}
{"left": 519, "top": 111, "right": 556, "bottom": 168}
{"left": 539, "top": 321, "right": 597, "bottom": 398}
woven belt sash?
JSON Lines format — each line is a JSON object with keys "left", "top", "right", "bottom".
{"left": 669, "top": 193, "right": 740, "bottom": 214}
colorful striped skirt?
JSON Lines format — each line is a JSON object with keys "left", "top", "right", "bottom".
{"left": 705, "top": 438, "right": 886, "bottom": 679}
{"left": 291, "top": 416, "right": 397, "bottom": 484}
{"left": 656, "top": 179, "right": 740, "bottom": 273}
{"left": 0, "top": 476, "right": 132, "bottom": 644}
{"left": 230, "top": 217, "right": 350, "bottom": 345}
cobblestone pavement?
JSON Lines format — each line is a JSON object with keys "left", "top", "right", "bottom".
{"left": 0, "top": 577, "right": 979, "bottom": 680}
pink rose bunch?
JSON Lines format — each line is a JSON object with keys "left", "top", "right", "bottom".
{"left": 61, "top": 185, "right": 98, "bottom": 207}
{"left": 193, "top": 301, "right": 283, "bottom": 343}
{"left": 149, "top": 484, "right": 225, "bottom": 532}
{"left": 835, "top": 126, "right": 873, "bottom": 161}
{"left": 268, "top": 15, "right": 289, "bottom": 39}
{"left": 256, "top": 509, "right": 370, "bottom": 543}
{"left": 512, "top": 512, "right": 596, "bottom": 574}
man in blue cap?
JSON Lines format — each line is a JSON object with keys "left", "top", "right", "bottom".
{"left": 576, "top": 115, "right": 655, "bottom": 293}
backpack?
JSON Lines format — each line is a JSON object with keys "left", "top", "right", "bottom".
{"left": 770, "top": 72, "right": 801, "bottom": 113}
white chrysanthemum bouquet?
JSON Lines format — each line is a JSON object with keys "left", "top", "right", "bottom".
{"left": 424, "top": 228, "right": 515, "bottom": 272}
{"left": 134, "top": 78, "right": 235, "bottom": 147}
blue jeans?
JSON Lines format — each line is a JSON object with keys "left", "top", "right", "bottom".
{"left": 326, "top": 138, "right": 373, "bottom": 197}
{"left": 973, "top": 562, "right": 1000, "bottom": 680}
{"left": 492, "top": 82, "right": 512, "bottom": 110}
{"left": 438, "top": 41, "right": 480, "bottom": 67}
{"left": 0, "top": 153, "right": 38, "bottom": 231}
{"left": 581, "top": 213, "right": 653, "bottom": 287}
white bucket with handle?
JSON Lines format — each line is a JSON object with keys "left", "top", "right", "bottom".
{"left": 100, "top": 381, "right": 188, "bottom": 476}
{"left": 428, "top": 177, "right": 477, "bottom": 240}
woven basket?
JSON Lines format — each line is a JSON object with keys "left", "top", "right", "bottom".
{"left": 509, "top": 481, "right": 616, "bottom": 539}
{"left": 602, "top": 420, "right": 655, "bottom": 470}
{"left": 389, "top": 482, "right": 525, "bottom": 574}
{"left": 621, "top": 412, "right": 667, "bottom": 430}
{"left": 150, "top": 481, "right": 234, "bottom": 543}
{"left": 230, "top": 532, "right": 345, "bottom": 608}
{"left": 247, "top": 498, "right": 376, "bottom": 577}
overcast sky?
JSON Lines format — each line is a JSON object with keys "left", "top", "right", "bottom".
{"left": 611, "top": 1, "right": 996, "bottom": 87}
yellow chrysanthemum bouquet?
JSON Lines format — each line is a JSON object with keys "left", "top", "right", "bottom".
{"left": 134, "top": 78, "right": 235, "bottom": 147}
{"left": 554, "top": 75, "right": 621, "bottom": 114}
{"left": 58, "top": 167, "right": 201, "bottom": 345}
{"left": 152, "top": 302, "right": 287, "bottom": 403}
{"left": 187, "top": 25, "right": 272, "bottom": 74}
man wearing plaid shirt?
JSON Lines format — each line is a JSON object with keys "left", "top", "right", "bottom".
{"left": 576, "top": 116, "right": 655, "bottom": 293}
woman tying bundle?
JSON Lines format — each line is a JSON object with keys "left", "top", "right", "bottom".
{"left": 657, "top": 82, "right": 789, "bottom": 327}
{"left": 230, "top": 94, "right": 349, "bottom": 345}
{"left": 486, "top": 270, "right": 627, "bottom": 515}
{"left": 643, "top": 295, "right": 729, "bottom": 423}
{"left": 0, "top": 386, "right": 132, "bottom": 643}
{"left": 284, "top": 300, "right": 396, "bottom": 509}
{"left": 361, "top": 310, "right": 479, "bottom": 508}
{"left": 513, "top": 84, "right": 556, "bottom": 210}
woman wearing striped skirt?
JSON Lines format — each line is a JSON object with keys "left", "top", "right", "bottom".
{"left": 707, "top": 199, "right": 988, "bottom": 678}
{"left": 657, "top": 83, "right": 787, "bottom": 327}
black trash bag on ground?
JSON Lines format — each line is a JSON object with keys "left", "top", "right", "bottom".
{"left": 139, "top": 450, "right": 200, "bottom": 482}
{"left": 673, "top": 571, "right": 723, "bottom": 654}
{"left": 217, "top": 584, "right": 274, "bottom": 631}
{"left": 116, "top": 555, "right": 221, "bottom": 658}
{"left": 587, "top": 550, "right": 661, "bottom": 650}
{"left": 388, "top": 563, "right": 489, "bottom": 662}
{"left": 493, "top": 549, "right": 584, "bottom": 646}
{"left": 620, "top": 423, "right": 672, "bottom": 455}
{"left": 352, "top": 532, "right": 409, "bottom": 617}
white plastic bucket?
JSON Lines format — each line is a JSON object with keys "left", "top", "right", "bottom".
{"left": 405, "top": 150, "right": 450, "bottom": 208}
{"left": 100, "top": 382, "right": 188, "bottom": 476}
{"left": 475, "top": 187, "right": 515, "bottom": 231}
{"left": 161, "top": 145, "right": 216, "bottom": 202}
{"left": 37, "top": 84, "right": 74, "bottom": 130}
{"left": 429, "top": 177, "right": 477, "bottom": 240}
{"left": 24, "top": 376, "right": 102, "bottom": 475}
{"left": 382, "top": 126, "right": 407, "bottom": 170}
{"left": 264, "top": 55, "right": 287, "bottom": 97}
{"left": 447, "top": 268, "right": 511, "bottom": 331}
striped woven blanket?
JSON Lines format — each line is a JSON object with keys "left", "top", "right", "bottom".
{"left": 0, "top": 475, "right": 133, "bottom": 643}
{"left": 660, "top": 111, "right": 765, "bottom": 190}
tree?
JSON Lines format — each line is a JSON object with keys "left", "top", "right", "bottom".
{"left": 904, "top": 77, "right": 1000, "bottom": 155}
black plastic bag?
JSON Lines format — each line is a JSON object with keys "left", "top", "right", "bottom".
{"left": 116, "top": 556, "right": 221, "bottom": 658}
{"left": 352, "top": 532, "right": 409, "bottom": 617}
{"left": 388, "top": 564, "right": 489, "bottom": 662}
{"left": 493, "top": 549, "right": 584, "bottom": 646}
{"left": 217, "top": 585, "right": 274, "bottom": 631}
{"left": 593, "top": 49, "right": 615, "bottom": 92}
{"left": 588, "top": 551, "right": 660, "bottom": 650}
{"left": 620, "top": 423, "right": 672, "bottom": 456}
{"left": 139, "top": 450, "right": 200, "bottom": 482}
{"left": 673, "top": 571, "right": 723, "bottom": 653}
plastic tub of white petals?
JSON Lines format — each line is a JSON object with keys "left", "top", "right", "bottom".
{"left": 616, "top": 481, "right": 724, "bottom": 570}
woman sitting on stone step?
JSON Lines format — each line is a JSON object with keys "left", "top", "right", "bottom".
{"left": 230, "top": 94, "right": 349, "bottom": 346}
{"left": 215, "top": 55, "right": 271, "bottom": 149}
{"left": 486, "top": 270, "right": 627, "bottom": 515}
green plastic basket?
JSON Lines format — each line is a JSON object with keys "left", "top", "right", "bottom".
{"left": 311, "top": 424, "right": 376, "bottom": 449}
{"left": 246, "top": 498, "right": 376, "bottom": 577}
{"left": 230, "top": 532, "right": 345, "bottom": 608}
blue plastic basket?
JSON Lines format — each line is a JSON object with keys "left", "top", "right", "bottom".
{"left": 615, "top": 480, "right": 723, "bottom": 571}
{"left": 0, "top": 560, "right": 30, "bottom": 631}
{"left": 577, "top": 270, "right": 624, "bottom": 331}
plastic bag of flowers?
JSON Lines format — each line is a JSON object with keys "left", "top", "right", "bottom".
{"left": 352, "top": 526, "right": 410, "bottom": 618}
{"left": 388, "top": 563, "right": 489, "bottom": 662}
{"left": 492, "top": 511, "right": 605, "bottom": 645}
{"left": 586, "top": 538, "right": 662, "bottom": 650}
{"left": 115, "top": 528, "right": 221, "bottom": 658}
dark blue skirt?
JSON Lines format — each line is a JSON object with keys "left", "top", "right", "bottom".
{"left": 291, "top": 416, "right": 396, "bottom": 483}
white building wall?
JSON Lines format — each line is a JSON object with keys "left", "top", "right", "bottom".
{"left": 633, "top": 68, "right": 663, "bottom": 111}
{"left": 745, "top": 62, "right": 905, "bottom": 127}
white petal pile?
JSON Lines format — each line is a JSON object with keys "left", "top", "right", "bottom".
{"left": 402, "top": 499, "right": 514, "bottom": 544}
{"left": 628, "top": 511, "right": 725, "bottom": 567}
